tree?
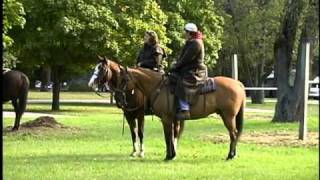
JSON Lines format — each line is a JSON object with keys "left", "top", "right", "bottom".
{"left": 3, "top": 0, "right": 25, "bottom": 68}
{"left": 158, "top": 0, "right": 224, "bottom": 67}
{"left": 272, "top": 0, "right": 319, "bottom": 122}
{"left": 214, "top": 0, "right": 285, "bottom": 103}
{"left": 12, "top": 0, "right": 170, "bottom": 110}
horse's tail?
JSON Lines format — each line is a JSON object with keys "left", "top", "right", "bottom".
{"left": 18, "top": 74, "right": 30, "bottom": 114}
{"left": 236, "top": 99, "right": 245, "bottom": 137}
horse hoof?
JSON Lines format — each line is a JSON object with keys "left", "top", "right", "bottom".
{"left": 164, "top": 156, "right": 176, "bottom": 161}
{"left": 11, "top": 127, "right": 19, "bottom": 131}
{"left": 138, "top": 152, "right": 145, "bottom": 158}
{"left": 130, "top": 152, "right": 138, "bottom": 157}
{"left": 226, "top": 155, "right": 237, "bottom": 160}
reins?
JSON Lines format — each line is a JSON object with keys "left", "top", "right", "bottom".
{"left": 94, "top": 91, "right": 109, "bottom": 98}
{"left": 125, "top": 68, "right": 165, "bottom": 112}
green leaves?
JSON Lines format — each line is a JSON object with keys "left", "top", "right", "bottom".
{"left": 9, "top": 0, "right": 224, "bottom": 74}
{"left": 159, "top": 0, "right": 224, "bottom": 66}
{"left": 3, "top": 0, "right": 26, "bottom": 67}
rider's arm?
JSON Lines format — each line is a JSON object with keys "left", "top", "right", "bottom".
{"left": 175, "top": 40, "right": 201, "bottom": 69}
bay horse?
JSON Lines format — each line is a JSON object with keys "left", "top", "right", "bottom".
{"left": 89, "top": 58, "right": 246, "bottom": 160}
{"left": 3, "top": 70, "right": 30, "bottom": 130}
{"left": 88, "top": 57, "right": 147, "bottom": 157}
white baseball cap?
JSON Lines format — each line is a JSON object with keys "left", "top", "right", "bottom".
{"left": 184, "top": 23, "right": 198, "bottom": 32}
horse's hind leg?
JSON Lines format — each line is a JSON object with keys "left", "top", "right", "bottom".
{"left": 12, "top": 87, "right": 28, "bottom": 131}
{"left": 137, "top": 111, "right": 145, "bottom": 158}
{"left": 161, "top": 118, "right": 176, "bottom": 161}
{"left": 12, "top": 99, "right": 20, "bottom": 131}
{"left": 126, "top": 114, "right": 139, "bottom": 157}
{"left": 221, "top": 113, "right": 238, "bottom": 160}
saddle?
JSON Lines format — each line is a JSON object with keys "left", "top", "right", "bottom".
{"left": 167, "top": 73, "right": 216, "bottom": 105}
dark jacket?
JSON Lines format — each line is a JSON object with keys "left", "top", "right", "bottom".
{"left": 171, "top": 38, "right": 207, "bottom": 84}
{"left": 137, "top": 43, "right": 165, "bottom": 71}
{"left": 169, "top": 38, "right": 207, "bottom": 104}
{"left": 173, "top": 39, "right": 206, "bottom": 74}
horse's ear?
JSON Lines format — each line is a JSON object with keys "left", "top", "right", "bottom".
{"left": 119, "top": 65, "right": 128, "bottom": 76}
{"left": 119, "top": 65, "right": 124, "bottom": 73}
{"left": 103, "top": 56, "right": 109, "bottom": 66}
{"left": 97, "top": 55, "right": 104, "bottom": 61}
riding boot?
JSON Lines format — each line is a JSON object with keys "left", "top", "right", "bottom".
{"left": 176, "top": 99, "right": 190, "bottom": 120}
{"left": 176, "top": 110, "right": 190, "bottom": 120}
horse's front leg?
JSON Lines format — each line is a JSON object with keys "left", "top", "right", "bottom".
{"left": 125, "top": 113, "right": 139, "bottom": 157}
{"left": 161, "top": 117, "right": 175, "bottom": 161}
{"left": 137, "top": 111, "right": 145, "bottom": 158}
{"left": 173, "top": 120, "right": 185, "bottom": 152}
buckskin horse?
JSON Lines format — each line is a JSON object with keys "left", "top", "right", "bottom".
{"left": 88, "top": 57, "right": 147, "bottom": 158}
{"left": 3, "top": 69, "right": 30, "bottom": 130}
{"left": 88, "top": 58, "right": 246, "bottom": 160}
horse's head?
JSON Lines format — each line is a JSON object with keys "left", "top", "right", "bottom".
{"left": 88, "top": 56, "right": 112, "bottom": 90}
{"left": 111, "top": 66, "right": 140, "bottom": 108}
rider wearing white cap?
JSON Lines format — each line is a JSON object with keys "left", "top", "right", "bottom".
{"left": 184, "top": 23, "right": 198, "bottom": 32}
{"left": 169, "top": 23, "right": 207, "bottom": 120}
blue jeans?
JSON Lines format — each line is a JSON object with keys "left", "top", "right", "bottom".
{"left": 178, "top": 99, "right": 190, "bottom": 111}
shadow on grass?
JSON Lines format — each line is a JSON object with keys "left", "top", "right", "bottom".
{"left": 6, "top": 153, "right": 161, "bottom": 164}
{"left": 5, "top": 153, "right": 226, "bottom": 164}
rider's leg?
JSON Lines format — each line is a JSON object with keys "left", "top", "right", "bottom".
{"left": 176, "top": 99, "right": 190, "bottom": 120}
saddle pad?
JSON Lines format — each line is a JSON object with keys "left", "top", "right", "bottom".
{"left": 200, "top": 78, "right": 216, "bottom": 94}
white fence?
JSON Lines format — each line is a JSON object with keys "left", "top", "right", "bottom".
{"left": 231, "top": 42, "right": 310, "bottom": 140}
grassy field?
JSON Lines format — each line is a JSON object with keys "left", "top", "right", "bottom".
{"left": 3, "top": 93, "right": 319, "bottom": 180}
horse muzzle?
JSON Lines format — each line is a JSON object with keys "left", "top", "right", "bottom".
{"left": 88, "top": 74, "right": 98, "bottom": 86}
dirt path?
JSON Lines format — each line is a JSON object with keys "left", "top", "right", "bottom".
{"left": 203, "top": 131, "right": 319, "bottom": 147}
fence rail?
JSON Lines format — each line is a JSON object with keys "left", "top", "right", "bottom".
{"left": 244, "top": 87, "right": 277, "bottom": 90}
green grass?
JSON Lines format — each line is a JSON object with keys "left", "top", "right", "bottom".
{"left": 3, "top": 98, "right": 319, "bottom": 180}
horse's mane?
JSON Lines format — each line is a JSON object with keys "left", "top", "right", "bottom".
{"left": 108, "top": 59, "right": 122, "bottom": 73}
{"left": 106, "top": 58, "right": 162, "bottom": 81}
{"left": 130, "top": 67, "right": 163, "bottom": 80}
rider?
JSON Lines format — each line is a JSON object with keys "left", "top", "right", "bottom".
{"left": 136, "top": 30, "right": 166, "bottom": 114}
{"left": 169, "top": 23, "right": 207, "bottom": 120}
{"left": 137, "top": 30, "right": 166, "bottom": 73}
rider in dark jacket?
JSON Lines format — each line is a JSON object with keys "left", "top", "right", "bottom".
{"left": 169, "top": 23, "right": 207, "bottom": 120}
{"left": 137, "top": 30, "right": 166, "bottom": 73}
{"left": 136, "top": 30, "right": 166, "bottom": 115}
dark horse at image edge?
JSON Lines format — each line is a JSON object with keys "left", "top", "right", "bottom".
{"left": 3, "top": 70, "right": 30, "bottom": 130}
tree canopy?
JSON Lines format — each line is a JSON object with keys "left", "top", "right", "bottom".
{"left": 3, "top": 0, "right": 26, "bottom": 67}
{"left": 4, "top": 0, "right": 319, "bottom": 116}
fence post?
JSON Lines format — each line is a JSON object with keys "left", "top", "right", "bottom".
{"left": 232, "top": 54, "right": 238, "bottom": 80}
{"left": 299, "top": 42, "right": 310, "bottom": 140}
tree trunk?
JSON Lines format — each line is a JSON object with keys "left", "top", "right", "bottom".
{"left": 51, "top": 66, "right": 61, "bottom": 111}
{"left": 272, "top": 0, "right": 309, "bottom": 122}
{"left": 40, "top": 65, "right": 51, "bottom": 92}
{"left": 251, "top": 56, "right": 265, "bottom": 104}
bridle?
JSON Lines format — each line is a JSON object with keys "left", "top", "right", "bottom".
{"left": 121, "top": 67, "right": 166, "bottom": 112}
{"left": 94, "top": 61, "right": 143, "bottom": 112}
